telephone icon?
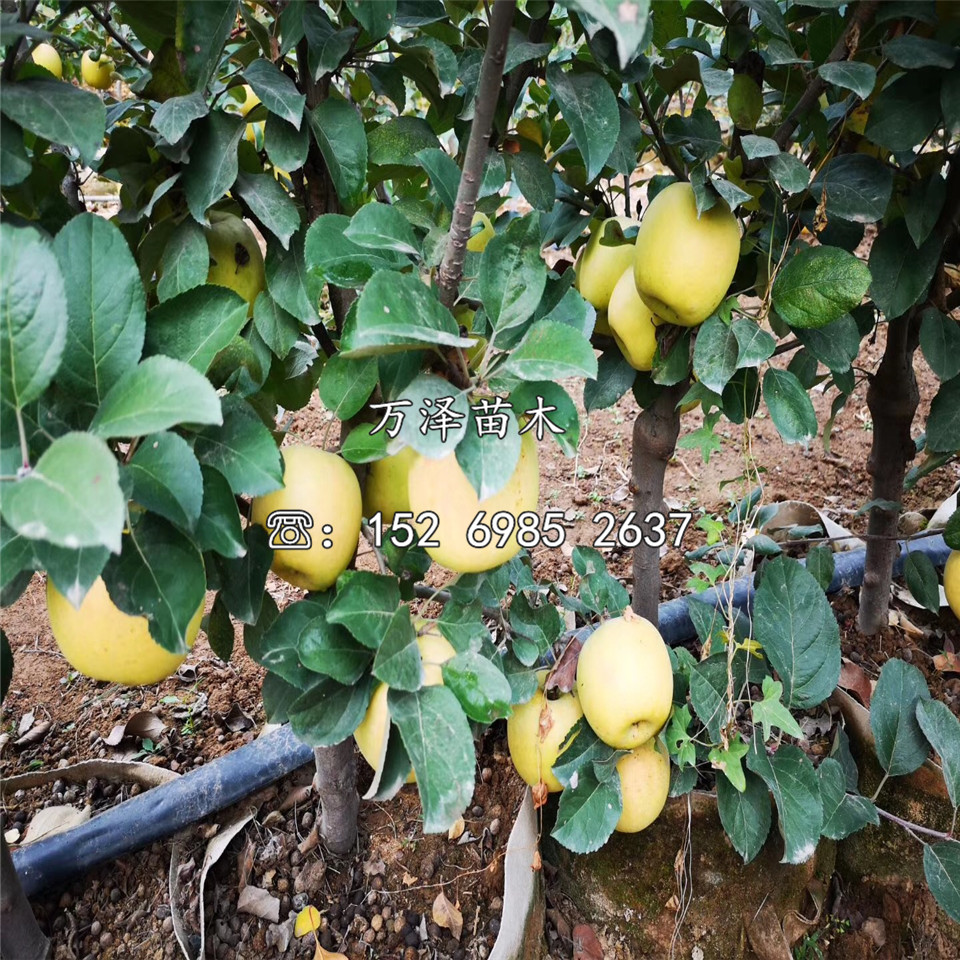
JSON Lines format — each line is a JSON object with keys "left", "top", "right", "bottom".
{"left": 265, "top": 510, "right": 314, "bottom": 550}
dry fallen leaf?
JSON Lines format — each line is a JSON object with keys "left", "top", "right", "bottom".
{"left": 934, "top": 650, "right": 960, "bottom": 673}
{"left": 532, "top": 781, "right": 549, "bottom": 809}
{"left": 237, "top": 885, "right": 280, "bottom": 923}
{"left": 447, "top": 817, "right": 465, "bottom": 841}
{"left": 531, "top": 849, "right": 542, "bottom": 872}
{"left": 294, "top": 905, "right": 323, "bottom": 938}
{"left": 22, "top": 804, "right": 91, "bottom": 844}
{"left": 544, "top": 635, "right": 584, "bottom": 693}
{"left": 572, "top": 923, "right": 603, "bottom": 960}
{"left": 104, "top": 710, "right": 164, "bottom": 747}
{"left": 838, "top": 658, "right": 873, "bottom": 707}
{"left": 432, "top": 890, "right": 463, "bottom": 940}
{"left": 313, "top": 944, "right": 348, "bottom": 960}
{"left": 402, "top": 871, "right": 418, "bottom": 886}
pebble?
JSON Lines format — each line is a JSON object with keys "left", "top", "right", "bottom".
{"left": 363, "top": 929, "right": 376, "bottom": 945}
{"left": 404, "top": 930, "right": 420, "bottom": 947}
{"left": 99, "top": 932, "right": 113, "bottom": 948}
{"left": 371, "top": 915, "right": 383, "bottom": 932}
{"left": 162, "top": 917, "right": 174, "bottom": 936}
{"left": 109, "top": 887, "right": 122, "bottom": 903}
{"left": 488, "top": 917, "right": 501, "bottom": 937}
{"left": 471, "top": 805, "right": 484, "bottom": 817}
{"left": 481, "top": 767, "right": 493, "bottom": 783}
{"left": 292, "top": 893, "right": 309, "bottom": 911}
{"left": 90, "top": 921, "right": 102, "bottom": 937}
{"left": 403, "top": 948, "right": 418, "bottom": 960}
{"left": 427, "top": 922, "right": 442, "bottom": 939}
{"left": 489, "top": 818, "right": 501, "bottom": 836}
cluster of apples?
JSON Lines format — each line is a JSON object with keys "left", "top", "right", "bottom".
{"left": 507, "top": 609, "right": 675, "bottom": 833}
{"left": 576, "top": 181, "right": 741, "bottom": 369}
{"left": 31, "top": 41, "right": 116, "bottom": 89}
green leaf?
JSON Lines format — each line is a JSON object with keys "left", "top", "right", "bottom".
{"left": 152, "top": 91, "right": 208, "bottom": 143}
{"left": 368, "top": 115, "right": 440, "bottom": 167}
{"left": 302, "top": 5, "right": 357, "bottom": 79}
{"left": 395, "top": 373, "right": 470, "bottom": 458}
{"left": 454, "top": 404, "right": 522, "bottom": 501}
{"left": 710, "top": 737, "right": 750, "bottom": 792}
{"left": 566, "top": 0, "right": 652, "bottom": 69}
{"left": 546, "top": 62, "right": 620, "bottom": 182}
{"left": 509, "top": 152, "right": 556, "bottom": 213}
{"left": 244, "top": 59, "right": 306, "bottom": 129}
{"left": 32, "top": 541, "right": 107, "bottom": 610}
{"left": 0, "top": 224, "right": 67, "bottom": 411}
{"left": 727, "top": 74, "right": 763, "bottom": 129}
{"left": 870, "top": 658, "right": 932, "bottom": 777}
{"left": 883, "top": 35, "right": 958, "bottom": 70}
{"left": 193, "top": 394, "right": 282, "bottom": 496}
{"left": 145, "top": 286, "right": 249, "bottom": 373}
{"left": 298, "top": 611, "right": 372, "bottom": 684}
{"left": 927, "top": 376, "right": 960, "bottom": 453}
{"left": 584, "top": 350, "right": 636, "bottom": 412}
{"left": 509, "top": 591, "right": 563, "bottom": 665}
{"left": 127, "top": 431, "right": 203, "bottom": 531}
{"left": 178, "top": 0, "right": 236, "bottom": 89}
{"left": 289, "top": 673, "right": 376, "bottom": 746}
{"left": 214, "top": 524, "right": 273, "bottom": 625}
{"left": 752, "top": 676, "right": 804, "bottom": 741}
{"left": 327, "top": 571, "right": 401, "bottom": 649}
{"left": 388, "top": 685, "right": 476, "bottom": 832}
{"left": 662, "top": 108, "right": 723, "bottom": 160}
{"left": 739, "top": 135, "right": 779, "bottom": 160}
{"left": 767, "top": 151, "right": 811, "bottom": 194}
{"left": 795, "top": 314, "right": 861, "bottom": 374}
{"left": 265, "top": 113, "right": 310, "bottom": 171}
{"left": 344, "top": 202, "right": 420, "bottom": 257}
{"left": 436, "top": 600, "right": 490, "bottom": 655}
{"left": 689, "top": 654, "right": 728, "bottom": 741}
{"left": 265, "top": 231, "right": 321, "bottom": 324}
{"left": 340, "top": 422, "right": 389, "bottom": 464}
{"left": 0, "top": 78, "right": 105, "bottom": 165}
{"left": 304, "top": 213, "right": 408, "bottom": 288}
{"left": 924, "top": 842, "right": 960, "bottom": 924}
{"left": 252, "top": 292, "right": 300, "bottom": 358}
{"left": 90, "top": 356, "right": 221, "bottom": 439}
{"left": 246, "top": 596, "right": 316, "bottom": 687}
{"left": 195, "top": 465, "right": 246, "bottom": 559}
{"left": 864, "top": 70, "right": 942, "bottom": 153}
{"left": 772, "top": 245, "right": 871, "bottom": 329}
{"left": 234, "top": 171, "right": 300, "bottom": 249}
{"left": 307, "top": 98, "right": 367, "bottom": 207}
{"left": 416, "top": 147, "right": 460, "bottom": 211}
{"left": 499, "top": 321, "right": 598, "bottom": 382}
{"left": 157, "top": 218, "right": 208, "bottom": 303}
{"left": 1, "top": 433, "right": 124, "bottom": 553}
{"left": 905, "top": 174, "right": 947, "bottom": 249}
{"left": 753, "top": 555, "right": 840, "bottom": 708}
{"left": 317, "top": 354, "right": 377, "bottom": 420}
{"left": 441, "top": 651, "right": 512, "bottom": 723}
{"left": 746, "top": 737, "right": 822, "bottom": 864}
{"left": 345, "top": 0, "right": 395, "bottom": 40}
{"left": 509, "top": 381, "right": 580, "bottom": 456}
{"left": 479, "top": 215, "right": 547, "bottom": 335}
{"left": 102, "top": 513, "right": 206, "bottom": 652}
{"left": 805, "top": 545, "right": 835, "bottom": 592}
{"left": 762, "top": 369, "right": 817, "bottom": 444}
{"left": 551, "top": 765, "right": 622, "bottom": 854}
{"left": 716, "top": 770, "right": 772, "bottom": 864}
{"left": 905, "top": 551, "right": 941, "bottom": 614}
{"left": 372, "top": 608, "right": 422, "bottom": 691}
{"left": 817, "top": 757, "right": 878, "bottom": 841}
{"left": 731, "top": 320, "right": 776, "bottom": 368}
{"left": 693, "top": 315, "right": 739, "bottom": 393}
{"left": 344, "top": 270, "right": 471, "bottom": 357}
{"left": 810, "top": 154, "right": 893, "bottom": 224}
{"left": 0, "top": 116, "right": 30, "bottom": 186}
{"left": 182, "top": 111, "right": 244, "bottom": 224}
{"left": 869, "top": 220, "right": 941, "bottom": 320}
{"left": 817, "top": 61, "right": 876, "bottom": 99}
{"left": 206, "top": 592, "right": 234, "bottom": 662}
{"left": 915, "top": 699, "right": 960, "bottom": 809}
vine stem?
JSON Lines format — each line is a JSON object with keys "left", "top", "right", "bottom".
{"left": 875, "top": 805, "right": 953, "bottom": 842}
{"left": 436, "top": 0, "right": 516, "bottom": 312}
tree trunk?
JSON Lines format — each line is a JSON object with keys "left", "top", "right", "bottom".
{"left": 630, "top": 383, "right": 686, "bottom": 624}
{"left": 857, "top": 315, "right": 920, "bottom": 635}
{"left": 312, "top": 741, "right": 359, "bottom": 855}
{"left": 1, "top": 836, "right": 50, "bottom": 960}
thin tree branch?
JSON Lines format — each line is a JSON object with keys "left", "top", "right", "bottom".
{"left": 636, "top": 83, "right": 685, "bottom": 180}
{"left": 2, "top": 0, "right": 39, "bottom": 81}
{"left": 85, "top": 3, "right": 150, "bottom": 68}
{"left": 773, "top": 0, "right": 879, "bottom": 150}
{"left": 876, "top": 806, "right": 953, "bottom": 842}
{"left": 436, "top": 0, "right": 516, "bottom": 312}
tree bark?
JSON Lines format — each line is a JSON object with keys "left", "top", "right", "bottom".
{"left": 312, "top": 742, "right": 359, "bottom": 855}
{"left": 857, "top": 315, "right": 920, "bottom": 635}
{"left": 630, "top": 382, "right": 686, "bottom": 624}
{"left": 1, "top": 836, "right": 50, "bottom": 960}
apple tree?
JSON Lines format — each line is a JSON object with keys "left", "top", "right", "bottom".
{"left": 2, "top": 0, "right": 960, "bottom": 951}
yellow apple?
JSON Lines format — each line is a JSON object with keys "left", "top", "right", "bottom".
{"left": 250, "top": 445, "right": 362, "bottom": 592}
{"left": 81, "top": 50, "right": 115, "bottom": 89}
{"left": 633, "top": 181, "right": 740, "bottom": 327}
{"left": 466, "top": 212, "right": 495, "bottom": 253}
{"left": 945, "top": 551, "right": 960, "bottom": 620}
{"left": 607, "top": 266, "right": 659, "bottom": 371}
{"left": 516, "top": 117, "right": 543, "bottom": 147}
{"left": 615, "top": 737, "right": 671, "bottom": 832}
{"left": 31, "top": 43, "right": 62, "bottom": 78}
{"left": 407, "top": 428, "right": 539, "bottom": 573}
{"left": 576, "top": 608, "right": 674, "bottom": 750}
{"left": 574, "top": 216, "right": 640, "bottom": 312}
{"left": 593, "top": 310, "right": 612, "bottom": 337}
{"left": 507, "top": 675, "right": 583, "bottom": 792}
{"left": 204, "top": 210, "right": 265, "bottom": 316}
{"left": 238, "top": 84, "right": 261, "bottom": 117}
{"left": 354, "top": 625, "right": 456, "bottom": 781}
{"left": 363, "top": 446, "right": 418, "bottom": 525}
{"left": 46, "top": 577, "right": 203, "bottom": 686}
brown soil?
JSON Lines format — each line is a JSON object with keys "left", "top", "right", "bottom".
{"left": 3, "top": 322, "right": 959, "bottom": 959}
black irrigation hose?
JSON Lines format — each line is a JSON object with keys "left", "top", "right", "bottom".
{"left": 11, "top": 534, "right": 952, "bottom": 897}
